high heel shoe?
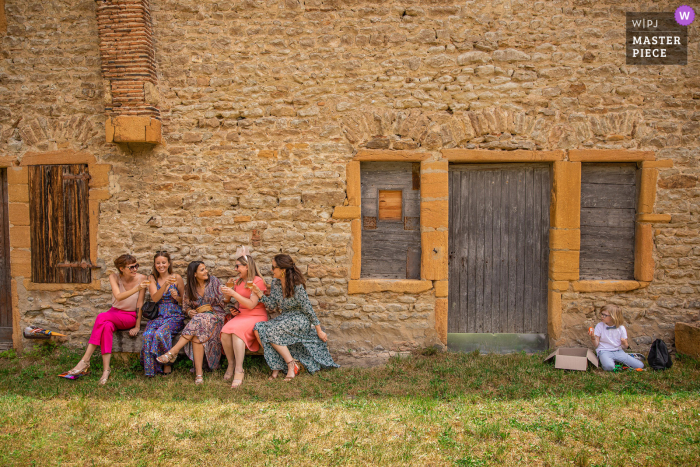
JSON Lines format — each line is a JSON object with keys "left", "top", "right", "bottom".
{"left": 67, "top": 360, "right": 91, "bottom": 376}
{"left": 283, "top": 360, "right": 299, "bottom": 382}
{"left": 98, "top": 369, "right": 111, "bottom": 385}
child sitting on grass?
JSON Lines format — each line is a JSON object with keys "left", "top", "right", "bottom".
{"left": 588, "top": 304, "right": 644, "bottom": 372}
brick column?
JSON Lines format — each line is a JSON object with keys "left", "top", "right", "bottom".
{"left": 95, "top": 0, "right": 161, "bottom": 144}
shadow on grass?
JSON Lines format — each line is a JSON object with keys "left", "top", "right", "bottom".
{"left": 1, "top": 344, "right": 699, "bottom": 404}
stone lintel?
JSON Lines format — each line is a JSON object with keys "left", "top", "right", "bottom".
{"left": 640, "top": 160, "right": 673, "bottom": 168}
{"left": 435, "top": 298, "right": 447, "bottom": 344}
{"left": 569, "top": 149, "right": 655, "bottom": 162}
{"left": 634, "top": 222, "right": 654, "bottom": 282}
{"left": 350, "top": 219, "right": 361, "bottom": 280}
{"left": 353, "top": 150, "right": 428, "bottom": 161}
{"left": 442, "top": 149, "right": 564, "bottom": 162}
{"left": 421, "top": 230, "right": 448, "bottom": 281}
{"left": 23, "top": 279, "right": 102, "bottom": 291}
{"left": 348, "top": 279, "right": 433, "bottom": 294}
{"left": 346, "top": 161, "right": 361, "bottom": 206}
{"left": 572, "top": 280, "right": 643, "bottom": 293}
{"left": 332, "top": 206, "right": 361, "bottom": 219}
{"left": 434, "top": 280, "right": 448, "bottom": 297}
{"left": 0, "top": 156, "right": 18, "bottom": 168}
{"left": 637, "top": 168, "right": 658, "bottom": 214}
{"left": 636, "top": 213, "right": 672, "bottom": 223}
{"left": 106, "top": 116, "right": 162, "bottom": 144}
{"left": 21, "top": 149, "right": 96, "bottom": 166}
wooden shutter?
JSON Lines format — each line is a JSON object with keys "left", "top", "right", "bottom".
{"left": 29, "top": 165, "right": 91, "bottom": 284}
{"left": 579, "top": 163, "right": 636, "bottom": 280}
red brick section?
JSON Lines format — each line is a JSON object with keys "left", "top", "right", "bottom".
{"left": 95, "top": 0, "right": 159, "bottom": 119}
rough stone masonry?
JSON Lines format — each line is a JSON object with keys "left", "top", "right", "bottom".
{"left": 0, "top": 0, "right": 698, "bottom": 361}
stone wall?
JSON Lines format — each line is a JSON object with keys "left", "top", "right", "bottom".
{"left": 1, "top": 0, "right": 698, "bottom": 357}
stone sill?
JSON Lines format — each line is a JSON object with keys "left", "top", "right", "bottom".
{"left": 106, "top": 116, "right": 161, "bottom": 144}
{"left": 23, "top": 279, "right": 102, "bottom": 291}
{"left": 572, "top": 280, "right": 650, "bottom": 293}
{"left": 348, "top": 279, "right": 433, "bottom": 294}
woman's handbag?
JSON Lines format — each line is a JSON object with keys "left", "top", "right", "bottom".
{"left": 194, "top": 304, "right": 213, "bottom": 314}
{"left": 141, "top": 300, "right": 158, "bottom": 320}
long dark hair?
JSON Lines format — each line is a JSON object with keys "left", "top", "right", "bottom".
{"left": 274, "top": 254, "right": 305, "bottom": 298}
{"left": 185, "top": 261, "right": 206, "bottom": 302}
{"left": 152, "top": 251, "right": 173, "bottom": 280}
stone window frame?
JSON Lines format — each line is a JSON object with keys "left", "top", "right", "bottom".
{"left": 0, "top": 150, "right": 110, "bottom": 350}
{"left": 336, "top": 149, "right": 670, "bottom": 346}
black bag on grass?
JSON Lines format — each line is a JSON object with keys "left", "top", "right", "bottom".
{"left": 647, "top": 339, "right": 673, "bottom": 371}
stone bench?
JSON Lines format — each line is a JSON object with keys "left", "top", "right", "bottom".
{"left": 111, "top": 321, "right": 263, "bottom": 356}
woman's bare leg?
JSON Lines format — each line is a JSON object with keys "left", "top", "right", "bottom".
{"left": 192, "top": 337, "right": 204, "bottom": 377}
{"left": 231, "top": 334, "right": 246, "bottom": 374}
{"left": 221, "top": 333, "right": 234, "bottom": 379}
{"left": 270, "top": 343, "right": 296, "bottom": 380}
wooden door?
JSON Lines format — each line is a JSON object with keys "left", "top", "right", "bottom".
{"left": 448, "top": 165, "right": 550, "bottom": 335}
{"left": 0, "top": 169, "right": 12, "bottom": 348}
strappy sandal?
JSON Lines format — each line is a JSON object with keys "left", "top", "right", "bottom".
{"left": 231, "top": 371, "right": 244, "bottom": 389}
{"left": 98, "top": 369, "right": 111, "bottom": 385}
{"left": 67, "top": 360, "right": 91, "bottom": 376}
{"left": 223, "top": 367, "right": 234, "bottom": 381}
{"left": 156, "top": 351, "right": 177, "bottom": 365}
{"left": 283, "top": 360, "right": 300, "bottom": 382}
{"left": 194, "top": 374, "right": 204, "bottom": 385}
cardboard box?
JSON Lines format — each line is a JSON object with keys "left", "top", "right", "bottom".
{"left": 544, "top": 348, "right": 599, "bottom": 371}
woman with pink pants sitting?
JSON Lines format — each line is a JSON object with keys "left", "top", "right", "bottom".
{"left": 64, "top": 254, "right": 149, "bottom": 384}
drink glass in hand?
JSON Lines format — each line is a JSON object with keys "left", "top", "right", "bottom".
{"left": 246, "top": 280, "right": 254, "bottom": 289}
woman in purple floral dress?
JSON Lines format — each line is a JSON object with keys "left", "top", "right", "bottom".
{"left": 140, "top": 251, "right": 186, "bottom": 377}
{"left": 157, "top": 261, "right": 227, "bottom": 384}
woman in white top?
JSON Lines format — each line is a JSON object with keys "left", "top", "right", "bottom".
{"left": 588, "top": 304, "right": 644, "bottom": 372}
{"left": 64, "top": 254, "right": 149, "bottom": 384}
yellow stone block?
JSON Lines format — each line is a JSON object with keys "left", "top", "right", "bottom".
{"left": 353, "top": 150, "right": 428, "bottom": 161}
{"left": 551, "top": 161, "right": 581, "bottom": 229}
{"left": 420, "top": 161, "right": 448, "bottom": 199}
{"left": 6, "top": 167, "right": 27, "bottom": 185}
{"left": 8, "top": 184, "right": 28, "bottom": 203}
{"left": 11, "top": 257, "right": 30, "bottom": 277}
{"left": 549, "top": 250, "right": 579, "bottom": 273}
{"left": 21, "top": 149, "right": 95, "bottom": 166}
{"left": 640, "top": 160, "right": 673, "bottom": 168}
{"left": 420, "top": 200, "right": 448, "bottom": 229}
{"left": 635, "top": 222, "right": 654, "bottom": 282}
{"left": 549, "top": 228, "right": 580, "bottom": 251}
{"left": 548, "top": 290, "right": 562, "bottom": 341}
{"left": 258, "top": 150, "right": 278, "bottom": 159}
{"left": 107, "top": 116, "right": 161, "bottom": 144}
{"left": 435, "top": 298, "right": 448, "bottom": 344}
{"left": 637, "top": 168, "right": 658, "bottom": 214}
{"left": 346, "top": 161, "right": 361, "bottom": 206}
{"left": 9, "top": 226, "right": 30, "bottom": 248}
{"left": 549, "top": 280, "right": 570, "bottom": 292}
{"left": 351, "top": 219, "right": 361, "bottom": 280}
{"left": 8, "top": 203, "right": 29, "bottom": 226}
{"left": 348, "top": 279, "right": 433, "bottom": 294}
{"left": 443, "top": 149, "right": 565, "bottom": 162}
{"left": 421, "top": 230, "right": 448, "bottom": 280}
{"left": 332, "top": 205, "right": 361, "bottom": 219}
{"left": 434, "top": 280, "right": 448, "bottom": 297}
{"left": 550, "top": 271, "right": 579, "bottom": 281}
{"left": 89, "top": 164, "right": 111, "bottom": 188}
{"left": 572, "top": 280, "right": 642, "bottom": 293}
{"left": 89, "top": 189, "right": 110, "bottom": 201}
{"left": 636, "top": 213, "right": 671, "bottom": 223}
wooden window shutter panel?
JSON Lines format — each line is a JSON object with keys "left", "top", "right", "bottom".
{"left": 29, "top": 165, "right": 91, "bottom": 284}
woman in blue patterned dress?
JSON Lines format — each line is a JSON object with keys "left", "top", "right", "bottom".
{"left": 140, "top": 251, "right": 186, "bottom": 377}
{"left": 157, "top": 261, "right": 227, "bottom": 384}
{"left": 252, "top": 254, "right": 339, "bottom": 380}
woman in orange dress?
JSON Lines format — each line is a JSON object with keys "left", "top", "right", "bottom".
{"left": 220, "top": 254, "right": 267, "bottom": 388}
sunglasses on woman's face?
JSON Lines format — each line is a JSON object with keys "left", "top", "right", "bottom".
{"left": 600, "top": 313, "right": 610, "bottom": 318}
{"left": 271, "top": 265, "right": 279, "bottom": 270}
{"left": 128, "top": 264, "right": 139, "bottom": 271}
{"left": 235, "top": 264, "right": 243, "bottom": 268}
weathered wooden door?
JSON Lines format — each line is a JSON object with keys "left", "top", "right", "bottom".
{"left": 0, "top": 169, "right": 12, "bottom": 349}
{"left": 448, "top": 165, "right": 550, "bottom": 346}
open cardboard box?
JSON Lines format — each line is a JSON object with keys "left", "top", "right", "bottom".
{"left": 544, "top": 348, "right": 599, "bottom": 371}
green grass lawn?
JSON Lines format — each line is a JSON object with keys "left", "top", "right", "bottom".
{"left": 1, "top": 344, "right": 699, "bottom": 466}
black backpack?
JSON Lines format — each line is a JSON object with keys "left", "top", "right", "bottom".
{"left": 647, "top": 339, "right": 673, "bottom": 371}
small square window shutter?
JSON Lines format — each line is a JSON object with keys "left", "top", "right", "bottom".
{"left": 378, "top": 190, "right": 402, "bottom": 220}
{"left": 29, "top": 165, "right": 92, "bottom": 284}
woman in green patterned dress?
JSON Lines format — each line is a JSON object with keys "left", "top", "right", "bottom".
{"left": 251, "top": 254, "right": 339, "bottom": 380}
